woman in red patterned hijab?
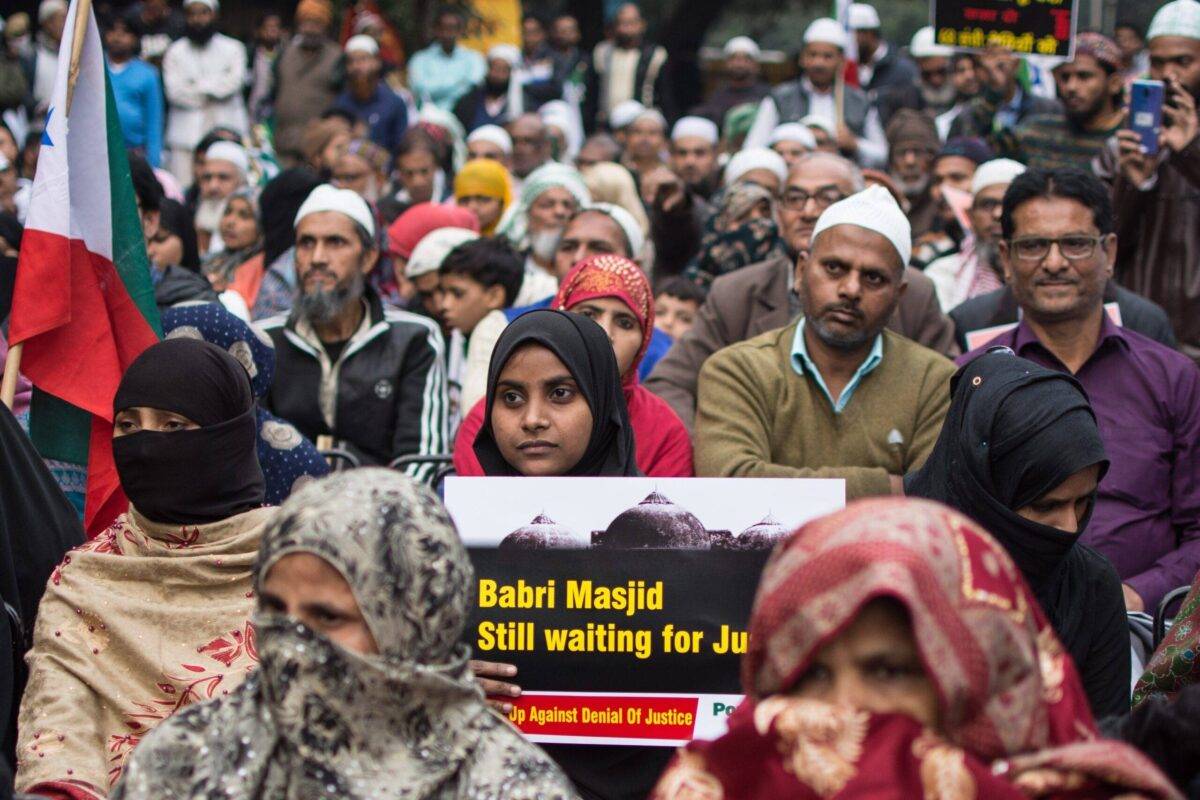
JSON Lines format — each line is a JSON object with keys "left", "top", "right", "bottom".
{"left": 652, "top": 498, "right": 1182, "bottom": 800}
{"left": 454, "top": 254, "right": 693, "bottom": 477}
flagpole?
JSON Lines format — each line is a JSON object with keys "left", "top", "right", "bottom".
{"left": 1, "top": 0, "right": 92, "bottom": 411}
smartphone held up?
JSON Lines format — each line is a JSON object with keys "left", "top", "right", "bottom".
{"left": 1130, "top": 79, "right": 1165, "bottom": 156}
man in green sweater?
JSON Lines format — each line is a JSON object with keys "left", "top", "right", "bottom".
{"left": 696, "top": 185, "right": 955, "bottom": 498}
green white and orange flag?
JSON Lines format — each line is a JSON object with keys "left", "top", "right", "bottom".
{"left": 8, "top": 0, "right": 161, "bottom": 535}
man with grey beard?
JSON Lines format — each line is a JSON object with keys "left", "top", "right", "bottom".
{"left": 261, "top": 185, "right": 448, "bottom": 478}
{"left": 924, "top": 158, "right": 1025, "bottom": 312}
{"left": 883, "top": 109, "right": 940, "bottom": 239}
{"left": 193, "top": 140, "right": 248, "bottom": 255}
{"left": 495, "top": 161, "right": 591, "bottom": 281}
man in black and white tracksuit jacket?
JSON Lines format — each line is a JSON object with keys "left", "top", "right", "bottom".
{"left": 261, "top": 184, "right": 448, "bottom": 480}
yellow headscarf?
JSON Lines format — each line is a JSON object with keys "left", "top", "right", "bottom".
{"left": 453, "top": 158, "right": 513, "bottom": 235}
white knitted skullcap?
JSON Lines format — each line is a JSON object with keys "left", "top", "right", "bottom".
{"left": 294, "top": 184, "right": 376, "bottom": 238}
{"left": 812, "top": 184, "right": 911, "bottom": 266}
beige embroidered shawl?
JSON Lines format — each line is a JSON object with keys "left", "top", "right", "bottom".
{"left": 15, "top": 506, "right": 273, "bottom": 797}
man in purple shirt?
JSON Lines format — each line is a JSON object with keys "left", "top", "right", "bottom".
{"left": 962, "top": 167, "right": 1200, "bottom": 612}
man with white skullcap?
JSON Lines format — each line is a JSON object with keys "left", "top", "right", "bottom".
{"left": 162, "top": 0, "right": 249, "bottom": 183}
{"left": 261, "top": 184, "right": 448, "bottom": 476}
{"left": 466, "top": 125, "right": 514, "bottom": 168}
{"left": 691, "top": 36, "right": 771, "bottom": 128}
{"left": 769, "top": 123, "right": 818, "bottom": 168}
{"left": 193, "top": 140, "right": 249, "bottom": 254}
{"left": 646, "top": 152, "right": 957, "bottom": 431}
{"left": 924, "top": 158, "right": 1025, "bottom": 312}
{"left": 331, "top": 33, "right": 409, "bottom": 153}
{"left": 1096, "top": 0, "right": 1200, "bottom": 363}
{"left": 452, "top": 45, "right": 528, "bottom": 132}
{"left": 669, "top": 116, "right": 720, "bottom": 197}
{"left": 723, "top": 147, "right": 788, "bottom": 195}
{"left": 695, "top": 184, "right": 955, "bottom": 498}
{"left": 408, "top": 7, "right": 485, "bottom": 111}
{"left": 744, "top": 17, "right": 888, "bottom": 168}
{"left": 872, "top": 26, "right": 959, "bottom": 125}
{"left": 848, "top": 3, "right": 917, "bottom": 96}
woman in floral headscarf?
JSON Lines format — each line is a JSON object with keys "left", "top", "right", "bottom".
{"left": 652, "top": 498, "right": 1182, "bottom": 800}
{"left": 1133, "top": 571, "right": 1200, "bottom": 708}
{"left": 454, "top": 253, "right": 693, "bottom": 478}
{"left": 682, "top": 182, "right": 785, "bottom": 291}
{"left": 111, "top": 470, "right": 575, "bottom": 800}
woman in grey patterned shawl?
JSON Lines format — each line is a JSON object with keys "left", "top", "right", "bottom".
{"left": 111, "top": 469, "right": 577, "bottom": 800}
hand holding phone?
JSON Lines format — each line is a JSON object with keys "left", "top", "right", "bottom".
{"left": 1161, "top": 78, "right": 1199, "bottom": 153}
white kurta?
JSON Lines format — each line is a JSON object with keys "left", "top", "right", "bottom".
{"left": 162, "top": 33, "right": 248, "bottom": 180}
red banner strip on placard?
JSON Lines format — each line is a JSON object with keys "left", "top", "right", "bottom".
{"left": 508, "top": 694, "right": 700, "bottom": 740}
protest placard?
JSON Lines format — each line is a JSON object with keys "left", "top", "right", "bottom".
{"left": 444, "top": 477, "right": 845, "bottom": 746}
{"left": 932, "top": 0, "right": 1079, "bottom": 58}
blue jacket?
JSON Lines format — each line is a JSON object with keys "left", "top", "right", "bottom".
{"left": 108, "top": 58, "right": 164, "bottom": 167}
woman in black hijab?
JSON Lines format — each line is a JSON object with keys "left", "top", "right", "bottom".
{"left": 905, "top": 348, "right": 1129, "bottom": 718}
{"left": 473, "top": 309, "right": 640, "bottom": 477}
{"left": 16, "top": 338, "right": 274, "bottom": 795}
{"left": 471, "top": 310, "right": 655, "bottom": 799}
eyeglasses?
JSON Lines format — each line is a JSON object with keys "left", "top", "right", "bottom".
{"left": 971, "top": 197, "right": 1003, "bottom": 214}
{"left": 1008, "top": 235, "right": 1109, "bottom": 262}
{"left": 781, "top": 187, "right": 844, "bottom": 212}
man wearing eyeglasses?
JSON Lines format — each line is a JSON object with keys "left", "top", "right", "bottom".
{"left": 645, "top": 152, "right": 956, "bottom": 430}
{"left": 925, "top": 158, "right": 1025, "bottom": 312}
{"left": 961, "top": 167, "right": 1200, "bottom": 616}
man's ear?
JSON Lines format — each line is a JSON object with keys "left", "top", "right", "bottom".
{"left": 793, "top": 249, "right": 809, "bottom": 286}
{"left": 361, "top": 247, "right": 380, "bottom": 274}
{"left": 1102, "top": 233, "right": 1117, "bottom": 279}
{"left": 998, "top": 239, "right": 1014, "bottom": 283}
{"left": 484, "top": 283, "right": 507, "bottom": 311}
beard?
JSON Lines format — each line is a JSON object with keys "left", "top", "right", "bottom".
{"left": 894, "top": 174, "right": 929, "bottom": 200}
{"left": 298, "top": 33, "right": 324, "bottom": 50}
{"left": 920, "top": 81, "right": 958, "bottom": 111}
{"left": 975, "top": 239, "right": 1002, "bottom": 275}
{"left": 194, "top": 197, "right": 225, "bottom": 232}
{"left": 297, "top": 268, "right": 365, "bottom": 326}
{"left": 530, "top": 227, "right": 563, "bottom": 262}
{"left": 485, "top": 78, "right": 510, "bottom": 97}
{"left": 185, "top": 23, "right": 216, "bottom": 46}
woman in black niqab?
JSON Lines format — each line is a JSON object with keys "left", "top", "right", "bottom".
{"left": 473, "top": 309, "right": 640, "bottom": 477}
{"left": 906, "top": 349, "right": 1130, "bottom": 718}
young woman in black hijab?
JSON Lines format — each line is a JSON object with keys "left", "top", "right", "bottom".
{"left": 472, "top": 309, "right": 640, "bottom": 477}
{"left": 905, "top": 348, "right": 1129, "bottom": 718}
{"left": 16, "top": 338, "right": 273, "bottom": 795}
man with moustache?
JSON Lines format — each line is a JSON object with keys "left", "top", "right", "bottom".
{"left": 454, "top": 45, "right": 528, "bottom": 132}
{"left": 695, "top": 185, "right": 954, "bottom": 498}
{"left": 645, "top": 152, "right": 956, "bottom": 430}
{"left": 960, "top": 167, "right": 1200, "bottom": 614}
{"left": 495, "top": 162, "right": 591, "bottom": 279}
{"left": 744, "top": 18, "right": 887, "bottom": 167}
{"left": 161, "top": 0, "right": 248, "bottom": 183}
{"left": 668, "top": 116, "right": 720, "bottom": 200}
{"left": 586, "top": 3, "right": 671, "bottom": 130}
{"left": 875, "top": 27, "right": 958, "bottom": 127}
{"left": 1097, "top": 0, "right": 1200, "bottom": 363}
{"left": 262, "top": 186, "right": 448, "bottom": 477}
{"left": 271, "top": 0, "right": 342, "bottom": 164}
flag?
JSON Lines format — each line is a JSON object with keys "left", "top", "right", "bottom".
{"left": 8, "top": 0, "right": 161, "bottom": 535}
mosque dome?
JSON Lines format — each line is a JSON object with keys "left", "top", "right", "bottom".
{"left": 499, "top": 514, "right": 585, "bottom": 550}
{"left": 592, "top": 492, "right": 711, "bottom": 549}
{"left": 736, "top": 513, "right": 787, "bottom": 551}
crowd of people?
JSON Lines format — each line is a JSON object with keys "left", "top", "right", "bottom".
{"left": 1, "top": 0, "right": 1200, "bottom": 797}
